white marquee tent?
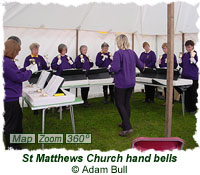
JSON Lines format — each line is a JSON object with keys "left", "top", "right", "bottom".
{"left": 3, "top": 2, "right": 199, "bottom": 97}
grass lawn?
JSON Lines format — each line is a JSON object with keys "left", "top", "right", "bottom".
{"left": 22, "top": 92, "right": 198, "bottom": 151}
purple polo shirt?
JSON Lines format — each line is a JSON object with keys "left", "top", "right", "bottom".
{"left": 179, "top": 51, "right": 199, "bottom": 80}
{"left": 3, "top": 56, "right": 32, "bottom": 102}
{"left": 95, "top": 51, "right": 112, "bottom": 68}
{"left": 51, "top": 55, "right": 76, "bottom": 75}
{"left": 24, "top": 54, "right": 49, "bottom": 71}
{"left": 75, "top": 54, "right": 94, "bottom": 71}
{"left": 109, "top": 49, "right": 144, "bottom": 88}
{"left": 159, "top": 53, "right": 178, "bottom": 69}
{"left": 139, "top": 50, "right": 156, "bottom": 68}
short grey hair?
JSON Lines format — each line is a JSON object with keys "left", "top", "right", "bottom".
{"left": 29, "top": 43, "right": 40, "bottom": 50}
{"left": 7, "top": 36, "right": 21, "bottom": 46}
{"left": 101, "top": 42, "right": 109, "bottom": 49}
{"left": 80, "top": 45, "right": 87, "bottom": 53}
{"left": 58, "top": 44, "right": 67, "bottom": 53}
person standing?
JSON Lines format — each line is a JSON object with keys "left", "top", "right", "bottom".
{"left": 7, "top": 36, "right": 21, "bottom": 45}
{"left": 179, "top": 40, "right": 199, "bottom": 114}
{"left": 139, "top": 42, "right": 157, "bottom": 103}
{"left": 3, "top": 39, "right": 38, "bottom": 149}
{"left": 159, "top": 43, "right": 178, "bottom": 105}
{"left": 75, "top": 45, "right": 94, "bottom": 107}
{"left": 108, "top": 34, "right": 144, "bottom": 136}
{"left": 96, "top": 42, "right": 114, "bottom": 104}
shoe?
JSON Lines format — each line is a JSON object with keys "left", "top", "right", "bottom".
{"left": 143, "top": 99, "right": 149, "bottom": 103}
{"left": 65, "top": 106, "right": 70, "bottom": 111}
{"left": 149, "top": 100, "right": 154, "bottom": 103}
{"left": 86, "top": 101, "right": 90, "bottom": 106}
{"left": 104, "top": 99, "right": 108, "bottom": 104}
{"left": 83, "top": 101, "right": 89, "bottom": 108}
{"left": 118, "top": 123, "right": 123, "bottom": 128}
{"left": 119, "top": 129, "right": 133, "bottom": 136}
{"left": 190, "top": 111, "right": 197, "bottom": 115}
{"left": 185, "top": 109, "right": 190, "bottom": 113}
{"left": 33, "top": 110, "right": 39, "bottom": 115}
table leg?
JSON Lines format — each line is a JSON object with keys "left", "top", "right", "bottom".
{"left": 42, "top": 109, "right": 46, "bottom": 149}
{"left": 181, "top": 92, "right": 185, "bottom": 116}
{"left": 70, "top": 106, "right": 76, "bottom": 134}
{"left": 22, "top": 97, "right": 24, "bottom": 112}
{"left": 60, "top": 106, "right": 62, "bottom": 120}
{"left": 75, "top": 88, "right": 78, "bottom": 97}
{"left": 52, "top": 107, "right": 55, "bottom": 114}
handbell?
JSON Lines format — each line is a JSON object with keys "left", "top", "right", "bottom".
{"left": 179, "top": 52, "right": 183, "bottom": 58}
{"left": 29, "top": 59, "right": 36, "bottom": 65}
{"left": 190, "top": 50, "right": 196, "bottom": 58}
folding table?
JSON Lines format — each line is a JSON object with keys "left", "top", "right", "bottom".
{"left": 23, "top": 97, "right": 83, "bottom": 149}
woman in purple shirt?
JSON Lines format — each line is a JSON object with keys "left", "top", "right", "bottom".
{"left": 139, "top": 42, "right": 157, "bottom": 103}
{"left": 96, "top": 42, "right": 114, "bottom": 104}
{"left": 108, "top": 34, "right": 144, "bottom": 136}
{"left": 159, "top": 43, "right": 178, "bottom": 105}
{"left": 179, "top": 40, "right": 199, "bottom": 114}
{"left": 51, "top": 44, "right": 76, "bottom": 75}
{"left": 75, "top": 45, "right": 94, "bottom": 107}
{"left": 24, "top": 43, "right": 50, "bottom": 71}
{"left": 3, "top": 38, "right": 38, "bottom": 150}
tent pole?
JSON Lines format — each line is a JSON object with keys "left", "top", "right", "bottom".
{"left": 75, "top": 29, "right": 79, "bottom": 97}
{"left": 76, "top": 29, "right": 79, "bottom": 56}
{"left": 165, "top": 2, "right": 174, "bottom": 137}
{"left": 132, "top": 33, "right": 135, "bottom": 50}
{"left": 182, "top": 33, "right": 185, "bottom": 54}
{"left": 155, "top": 35, "right": 158, "bottom": 58}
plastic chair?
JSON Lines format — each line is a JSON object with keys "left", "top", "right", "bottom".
{"left": 131, "top": 137, "right": 185, "bottom": 151}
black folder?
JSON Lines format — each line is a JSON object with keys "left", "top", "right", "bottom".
{"left": 87, "top": 68, "right": 111, "bottom": 79}
{"left": 156, "top": 68, "right": 180, "bottom": 80}
{"left": 60, "top": 69, "right": 87, "bottom": 81}
{"left": 137, "top": 68, "right": 157, "bottom": 78}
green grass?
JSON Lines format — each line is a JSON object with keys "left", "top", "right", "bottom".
{"left": 22, "top": 92, "right": 198, "bottom": 151}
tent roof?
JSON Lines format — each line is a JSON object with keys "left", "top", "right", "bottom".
{"left": 3, "top": 2, "right": 199, "bottom": 35}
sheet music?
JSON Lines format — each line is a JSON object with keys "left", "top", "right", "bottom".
{"left": 44, "top": 75, "right": 64, "bottom": 96}
{"left": 36, "top": 71, "right": 51, "bottom": 89}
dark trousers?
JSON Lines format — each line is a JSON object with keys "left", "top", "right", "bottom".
{"left": 185, "top": 80, "right": 198, "bottom": 112}
{"left": 81, "top": 87, "right": 90, "bottom": 102}
{"left": 145, "top": 85, "right": 155, "bottom": 102}
{"left": 115, "top": 87, "right": 134, "bottom": 131}
{"left": 3, "top": 100, "right": 23, "bottom": 149}
{"left": 164, "top": 88, "right": 175, "bottom": 104}
{"left": 103, "top": 85, "right": 114, "bottom": 101}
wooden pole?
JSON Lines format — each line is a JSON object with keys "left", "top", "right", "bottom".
{"left": 76, "top": 29, "right": 79, "bottom": 56}
{"left": 132, "top": 33, "right": 134, "bottom": 51}
{"left": 165, "top": 3, "right": 174, "bottom": 137}
{"left": 155, "top": 35, "right": 158, "bottom": 57}
{"left": 182, "top": 33, "right": 185, "bottom": 54}
{"left": 75, "top": 29, "right": 79, "bottom": 97}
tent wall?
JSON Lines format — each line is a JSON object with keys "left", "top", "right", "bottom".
{"left": 3, "top": 26, "right": 198, "bottom": 98}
